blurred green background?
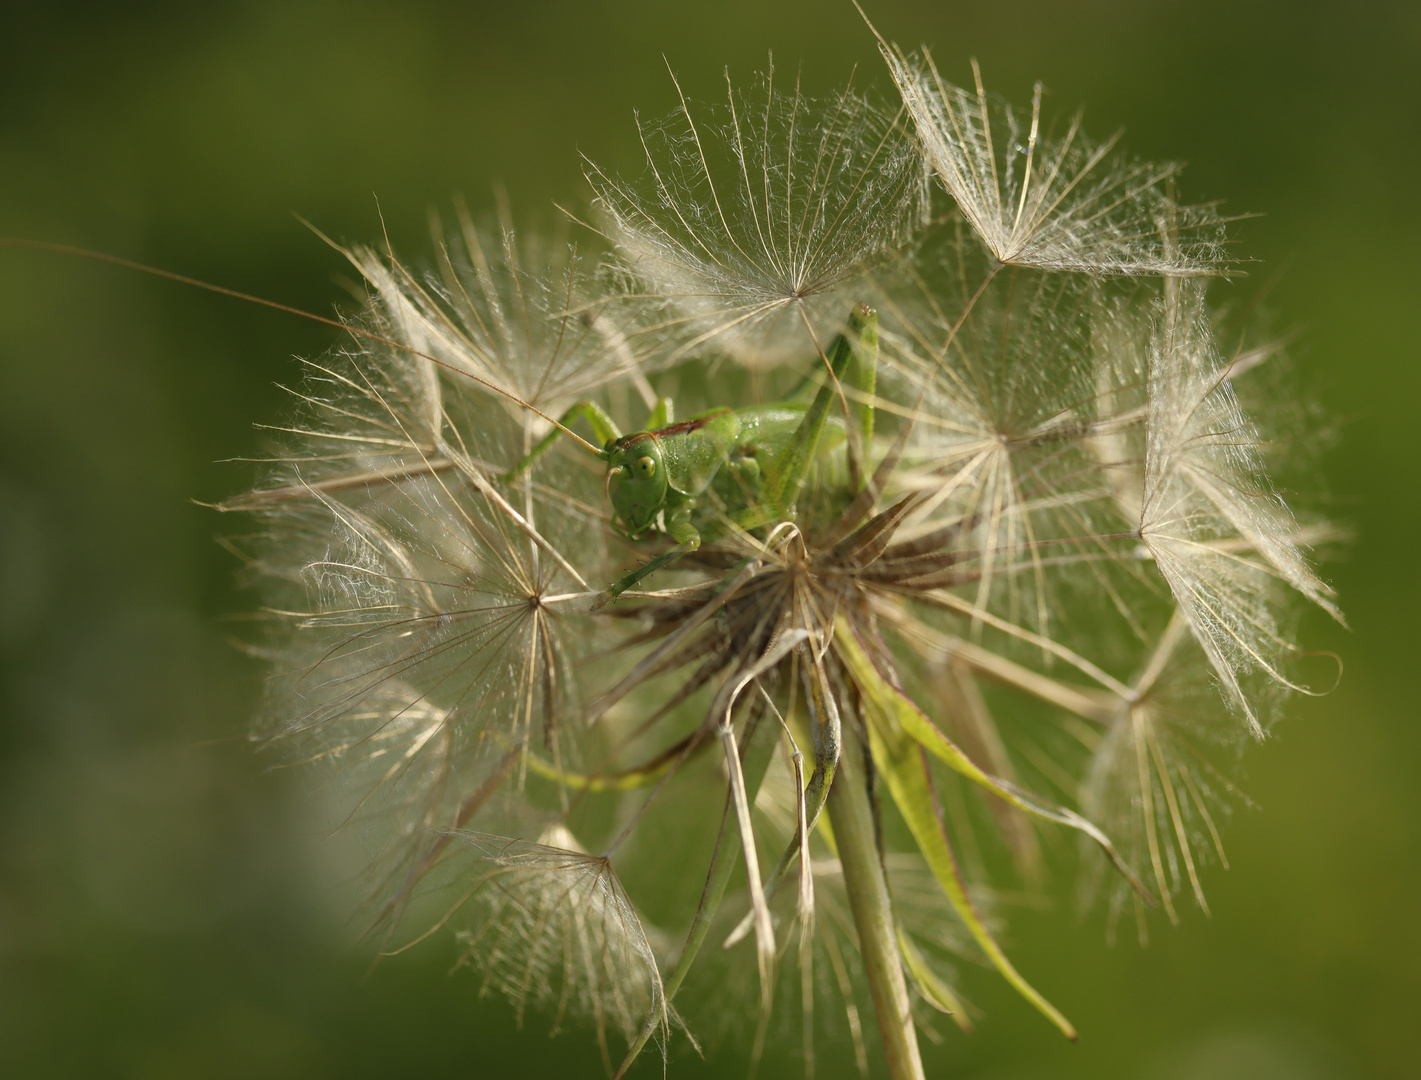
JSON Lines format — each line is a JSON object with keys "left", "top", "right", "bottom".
{"left": 0, "top": 1, "right": 1415, "bottom": 1077}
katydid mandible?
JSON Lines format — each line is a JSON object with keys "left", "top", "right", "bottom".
{"left": 507, "top": 304, "right": 880, "bottom": 608}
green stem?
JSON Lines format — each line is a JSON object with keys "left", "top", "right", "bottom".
{"left": 826, "top": 726, "right": 925, "bottom": 1080}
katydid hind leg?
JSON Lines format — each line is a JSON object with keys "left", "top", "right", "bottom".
{"left": 766, "top": 304, "right": 879, "bottom": 510}
{"left": 846, "top": 309, "right": 877, "bottom": 493}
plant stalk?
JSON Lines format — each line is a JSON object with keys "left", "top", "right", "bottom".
{"left": 826, "top": 725, "right": 925, "bottom": 1080}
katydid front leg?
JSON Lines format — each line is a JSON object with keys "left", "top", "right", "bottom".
{"left": 506, "top": 400, "right": 621, "bottom": 479}
{"left": 506, "top": 398, "right": 677, "bottom": 480}
{"left": 644, "top": 397, "right": 673, "bottom": 429}
{"left": 591, "top": 497, "right": 701, "bottom": 611}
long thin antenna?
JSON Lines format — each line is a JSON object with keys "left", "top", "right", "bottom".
{"left": 1, "top": 236, "right": 604, "bottom": 458}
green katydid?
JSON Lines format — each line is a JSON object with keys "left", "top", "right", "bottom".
{"left": 507, "top": 303, "right": 880, "bottom": 608}
{"left": 2, "top": 239, "right": 881, "bottom": 609}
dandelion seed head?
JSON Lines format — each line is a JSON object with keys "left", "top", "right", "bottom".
{"left": 352, "top": 211, "right": 654, "bottom": 418}
{"left": 875, "top": 254, "right": 1147, "bottom": 641}
{"left": 447, "top": 826, "right": 666, "bottom": 1057}
{"left": 1137, "top": 282, "right": 1340, "bottom": 736}
{"left": 1080, "top": 620, "right": 1248, "bottom": 935}
{"left": 588, "top": 64, "right": 930, "bottom": 366}
{"left": 225, "top": 41, "right": 1341, "bottom": 1072}
{"left": 231, "top": 225, "right": 633, "bottom": 921}
{"left": 881, "top": 47, "right": 1228, "bottom": 277}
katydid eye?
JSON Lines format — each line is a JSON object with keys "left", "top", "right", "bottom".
{"left": 635, "top": 455, "right": 657, "bottom": 478}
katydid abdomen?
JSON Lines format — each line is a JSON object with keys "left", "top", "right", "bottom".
{"left": 710, "top": 405, "right": 848, "bottom": 526}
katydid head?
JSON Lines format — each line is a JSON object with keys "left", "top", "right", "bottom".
{"left": 604, "top": 433, "right": 668, "bottom": 536}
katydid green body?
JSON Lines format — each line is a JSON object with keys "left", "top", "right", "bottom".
{"left": 508, "top": 304, "right": 878, "bottom": 607}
